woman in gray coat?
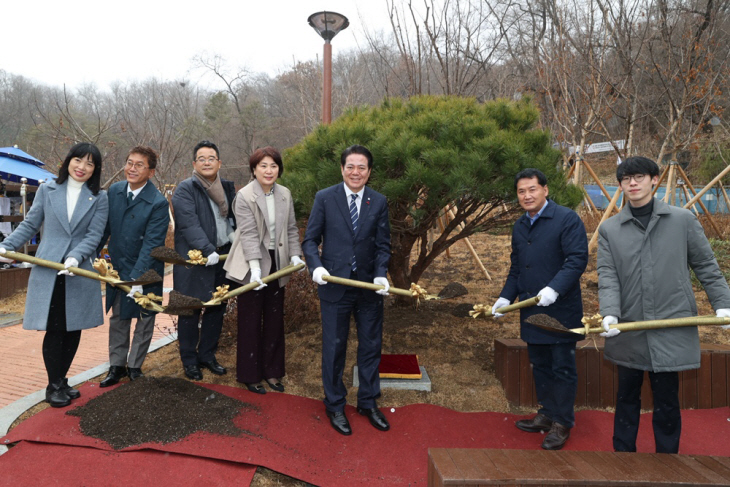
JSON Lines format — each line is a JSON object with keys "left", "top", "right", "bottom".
{"left": 224, "top": 147, "right": 303, "bottom": 393}
{"left": 0, "top": 143, "right": 108, "bottom": 408}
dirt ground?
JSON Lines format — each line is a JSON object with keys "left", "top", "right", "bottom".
{"left": 5, "top": 216, "right": 729, "bottom": 486}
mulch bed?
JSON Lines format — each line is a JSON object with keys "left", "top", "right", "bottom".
{"left": 66, "top": 377, "right": 256, "bottom": 450}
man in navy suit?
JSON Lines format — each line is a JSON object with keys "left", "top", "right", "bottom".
{"left": 98, "top": 146, "right": 170, "bottom": 386}
{"left": 302, "top": 145, "right": 392, "bottom": 436}
{"left": 492, "top": 168, "right": 587, "bottom": 450}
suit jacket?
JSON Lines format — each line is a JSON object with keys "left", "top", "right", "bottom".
{"left": 500, "top": 199, "right": 588, "bottom": 344}
{"left": 172, "top": 176, "right": 236, "bottom": 301}
{"left": 302, "top": 183, "right": 391, "bottom": 303}
{"left": 224, "top": 179, "right": 302, "bottom": 287}
{"left": 101, "top": 181, "right": 170, "bottom": 320}
{"left": 0, "top": 180, "right": 108, "bottom": 331}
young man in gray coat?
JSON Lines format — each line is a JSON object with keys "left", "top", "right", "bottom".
{"left": 598, "top": 156, "right": 730, "bottom": 453}
{"left": 98, "top": 146, "right": 170, "bottom": 387}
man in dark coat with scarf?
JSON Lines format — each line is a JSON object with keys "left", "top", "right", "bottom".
{"left": 492, "top": 168, "right": 588, "bottom": 450}
{"left": 98, "top": 146, "right": 170, "bottom": 386}
{"left": 172, "top": 140, "right": 236, "bottom": 380}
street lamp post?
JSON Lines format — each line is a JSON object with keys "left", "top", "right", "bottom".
{"left": 308, "top": 11, "right": 349, "bottom": 125}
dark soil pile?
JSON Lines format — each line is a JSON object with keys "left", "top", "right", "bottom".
{"left": 67, "top": 377, "right": 256, "bottom": 450}
{"left": 150, "top": 246, "right": 188, "bottom": 265}
{"left": 134, "top": 269, "right": 163, "bottom": 284}
{"left": 438, "top": 282, "right": 468, "bottom": 299}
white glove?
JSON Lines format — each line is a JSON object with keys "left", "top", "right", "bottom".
{"left": 374, "top": 277, "right": 390, "bottom": 296}
{"left": 537, "top": 287, "right": 558, "bottom": 307}
{"left": 717, "top": 309, "right": 730, "bottom": 329}
{"left": 250, "top": 268, "right": 267, "bottom": 291}
{"left": 57, "top": 257, "right": 79, "bottom": 276}
{"left": 0, "top": 247, "right": 12, "bottom": 264}
{"left": 127, "top": 285, "right": 144, "bottom": 299}
{"left": 290, "top": 255, "right": 305, "bottom": 271}
{"left": 312, "top": 266, "right": 329, "bottom": 285}
{"left": 491, "top": 297, "right": 511, "bottom": 318}
{"left": 600, "top": 315, "right": 620, "bottom": 337}
{"left": 205, "top": 252, "right": 220, "bottom": 266}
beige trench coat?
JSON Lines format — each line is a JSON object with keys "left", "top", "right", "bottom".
{"left": 224, "top": 179, "right": 301, "bottom": 287}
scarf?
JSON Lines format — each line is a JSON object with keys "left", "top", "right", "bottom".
{"left": 193, "top": 170, "right": 228, "bottom": 218}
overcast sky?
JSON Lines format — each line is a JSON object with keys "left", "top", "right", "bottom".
{"left": 3, "top": 1, "right": 393, "bottom": 90}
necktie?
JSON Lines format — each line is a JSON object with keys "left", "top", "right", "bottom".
{"left": 350, "top": 194, "right": 358, "bottom": 272}
{"left": 127, "top": 192, "right": 134, "bottom": 206}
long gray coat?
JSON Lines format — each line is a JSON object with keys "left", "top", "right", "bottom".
{"left": 598, "top": 198, "right": 730, "bottom": 372}
{"left": 1, "top": 180, "right": 108, "bottom": 331}
{"left": 224, "top": 180, "right": 302, "bottom": 287}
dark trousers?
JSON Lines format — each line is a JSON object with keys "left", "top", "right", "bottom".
{"left": 43, "top": 274, "right": 81, "bottom": 386}
{"left": 236, "top": 250, "right": 285, "bottom": 384}
{"left": 320, "top": 286, "right": 383, "bottom": 412}
{"left": 178, "top": 260, "right": 229, "bottom": 366}
{"left": 527, "top": 342, "right": 578, "bottom": 427}
{"left": 614, "top": 365, "right": 681, "bottom": 453}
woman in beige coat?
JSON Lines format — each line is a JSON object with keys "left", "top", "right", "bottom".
{"left": 224, "top": 147, "right": 303, "bottom": 393}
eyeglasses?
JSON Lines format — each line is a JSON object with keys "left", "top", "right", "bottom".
{"left": 125, "top": 161, "right": 148, "bottom": 171}
{"left": 620, "top": 174, "right": 647, "bottom": 184}
{"left": 195, "top": 157, "right": 218, "bottom": 164}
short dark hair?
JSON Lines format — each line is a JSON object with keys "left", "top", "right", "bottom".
{"left": 56, "top": 142, "right": 103, "bottom": 195}
{"left": 128, "top": 146, "right": 158, "bottom": 170}
{"left": 616, "top": 156, "right": 660, "bottom": 182}
{"left": 514, "top": 168, "right": 548, "bottom": 190}
{"left": 193, "top": 140, "right": 219, "bottom": 160}
{"left": 340, "top": 145, "right": 373, "bottom": 169}
{"left": 249, "top": 146, "right": 283, "bottom": 176}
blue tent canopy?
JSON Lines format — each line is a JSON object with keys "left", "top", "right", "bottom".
{"left": 0, "top": 147, "right": 56, "bottom": 185}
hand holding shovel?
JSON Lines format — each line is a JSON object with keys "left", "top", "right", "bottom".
{"left": 469, "top": 296, "right": 541, "bottom": 319}
{"left": 2, "top": 250, "right": 164, "bottom": 312}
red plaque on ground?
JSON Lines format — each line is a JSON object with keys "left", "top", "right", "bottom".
{"left": 379, "top": 354, "right": 421, "bottom": 379}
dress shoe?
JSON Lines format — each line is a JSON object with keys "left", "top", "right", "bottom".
{"left": 357, "top": 406, "right": 390, "bottom": 431}
{"left": 542, "top": 422, "right": 571, "bottom": 450}
{"left": 265, "top": 379, "right": 285, "bottom": 392}
{"left": 127, "top": 367, "right": 144, "bottom": 380}
{"left": 46, "top": 381, "right": 71, "bottom": 408}
{"left": 515, "top": 413, "right": 553, "bottom": 433}
{"left": 245, "top": 383, "right": 266, "bottom": 394}
{"left": 100, "top": 365, "right": 128, "bottom": 388}
{"left": 61, "top": 378, "right": 81, "bottom": 399}
{"left": 184, "top": 364, "right": 203, "bottom": 380}
{"left": 199, "top": 359, "right": 227, "bottom": 375}
{"left": 326, "top": 410, "right": 352, "bottom": 436}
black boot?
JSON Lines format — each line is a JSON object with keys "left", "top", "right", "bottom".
{"left": 46, "top": 380, "right": 72, "bottom": 408}
{"left": 100, "top": 365, "right": 128, "bottom": 388}
{"left": 61, "top": 378, "right": 81, "bottom": 399}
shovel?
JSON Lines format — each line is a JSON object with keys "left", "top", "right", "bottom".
{"left": 2, "top": 250, "right": 165, "bottom": 312}
{"left": 164, "top": 264, "right": 305, "bottom": 315}
{"left": 150, "top": 246, "right": 228, "bottom": 266}
{"left": 525, "top": 313, "right": 730, "bottom": 334}
{"left": 469, "top": 296, "right": 541, "bottom": 319}
{"left": 572, "top": 315, "right": 730, "bottom": 335}
{"left": 320, "top": 275, "right": 439, "bottom": 301}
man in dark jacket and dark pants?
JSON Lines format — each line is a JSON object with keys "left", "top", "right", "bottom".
{"left": 172, "top": 140, "right": 236, "bottom": 380}
{"left": 99, "top": 146, "right": 170, "bottom": 387}
{"left": 492, "top": 168, "right": 588, "bottom": 450}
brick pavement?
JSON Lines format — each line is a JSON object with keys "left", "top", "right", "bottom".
{"left": 0, "top": 272, "right": 176, "bottom": 409}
